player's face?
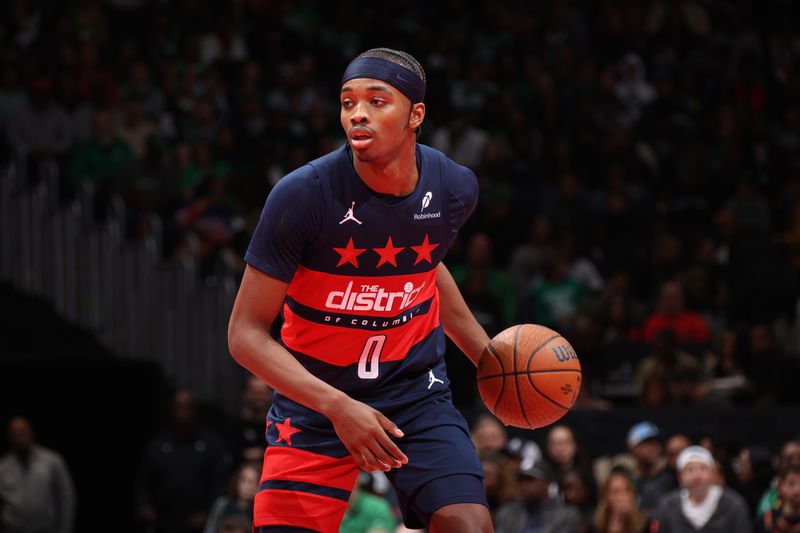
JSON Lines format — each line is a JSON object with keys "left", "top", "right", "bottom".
{"left": 340, "top": 78, "right": 424, "bottom": 163}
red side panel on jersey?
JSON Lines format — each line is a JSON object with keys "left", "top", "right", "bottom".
{"left": 282, "top": 266, "right": 441, "bottom": 366}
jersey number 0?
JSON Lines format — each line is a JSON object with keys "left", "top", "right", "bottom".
{"left": 357, "top": 335, "right": 386, "bottom": 379}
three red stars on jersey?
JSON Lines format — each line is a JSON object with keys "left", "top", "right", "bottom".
{"left": 333, "top": 234, "right": 438, "bottom": 268}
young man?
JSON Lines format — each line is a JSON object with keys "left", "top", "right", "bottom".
{"left": 228, "top": 48, "right": 494, "bottom": 533}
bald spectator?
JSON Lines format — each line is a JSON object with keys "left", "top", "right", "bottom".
{"left": 0, "top": 417, "right": 76, "bottom": 533}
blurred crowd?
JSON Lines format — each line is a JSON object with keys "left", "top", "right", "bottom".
{"left": 6, "top": 386, "right": 800, "bottom": 533}
{"left": 2, "top": 0, "right": 800, "bottom": 530}
{"left": 4, "top": 0, "right": 800, "bottom": 408}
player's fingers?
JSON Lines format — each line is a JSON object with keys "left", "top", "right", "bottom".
{"left": 351, "top": 445, "right": 381, "bottom": 472}
{"left": 375, "top": 411, "right": 405, "bottom": 439}
{"left": 343, "top": 443, "right": 373, "bottom": 472}
{"left": 368, "top": 449, "right": 393, "bottom": 472}
{"left": 367, "top": 439, "right": 400, "bottom": 470}
{"left": 374, "top": 431, "right": 408, "bottom": 466}
{"left": 361, "top": 450, "right": 385, "bottom": 473}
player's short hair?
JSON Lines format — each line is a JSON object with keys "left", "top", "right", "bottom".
{"left": 353, "top": 48, "right": 426, "bottom": 85}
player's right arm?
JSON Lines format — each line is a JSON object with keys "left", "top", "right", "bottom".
{"left": 228, "top": 264, "right": 408, "bottom": 473}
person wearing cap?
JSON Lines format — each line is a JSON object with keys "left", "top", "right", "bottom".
{"left": 495, "top": 457, "right": 583, "bottom": 533}
{"left": 653, "top": 446, "right": 749, "bottom": 533}
{"left": 626, "top": 421, "right": 677, "bottom": 516}
{"left": 229, "top": 48, "right": 495, "bottom": 532}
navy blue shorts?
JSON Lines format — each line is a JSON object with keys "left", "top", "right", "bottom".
{"left": 383, "top": 394, "right": 488, "bottom": 528}
{"left": 255, "top": 392, "right": 487, "bottom": 532}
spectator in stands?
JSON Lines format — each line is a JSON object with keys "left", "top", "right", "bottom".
{"left": 480, "top": 452, "right": 516, "bottom": 517}
{"left": 203, "top": 461, "right": 259, "bottom": 533}
{"left": 450, "top": 232, "right": 517, "bottom": 330}
{"left": 116, "top": 94, "right": 157, "bottom": 160}
{"left": 225, "top": 375, "right": 272, "bottom": 465}
{"left": 641, "top": 280, "right": 710, "bottom": 344}
{"left": 598, "top": 421, "right": 675, "bottom": 516}
{"left": 495, "top": 458, "right": 582, "bottom": 533}
{"left": 340, "top": 473, "right": 397, "bottom": 533}
{"left": 757, "top": 439, "right": 800, "bottom": 516}
{"left": 525, "top": 250, "right": 587, "bottom": 330}
{"left": 654, "top": 446, "right": 749, "bottom": 533}
{"left": 507, "top": 213, "right": 555, "bottom": 292}
{"left": 6, "top": 77, "right": 71, "bottom": 160}
{"left": 664, "top": 434, "right": 691, "bottom": 487}
{"left": 739, "top": 324, "right": 800, "bottom": 405}
{"left": 471, "top": 414, "right": 508, "bottom": 456}
{"left": 634, "top": 329, "right": 701, "bottom": 392}
{"left": 731, "top": 446, "right": 774, "bottom": 516}
{"left": 544, "top": 424, "right": 595, "bottom": 493}
{"left": 70, "top": 107, "right": 133, "bottom": 188}
{"left": 756, "top": 464, "right": 800, "bottom": 533}
{"left": 0, "top": 416, "right": 76, "bottom": 533}
{"left": 559, "top": 468, "right": 596, "bottom": 527}
{"left": 593, "top": 467, "right": 650, "bottom": 533}
{"left": 137, "top": 387, "right": 232, "bottom": 533}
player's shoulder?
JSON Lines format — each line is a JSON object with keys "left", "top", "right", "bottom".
{"left": 419, "top": 144, "right": 478, "bottom": 208}
{"left": 419, "top": 144, "right": 476, "bottom": 180}
{"left": 272, "top": 144, "right": 350, "bottom": 195}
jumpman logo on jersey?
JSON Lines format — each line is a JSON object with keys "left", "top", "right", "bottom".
{"left": 428, "top": 369, "right": 444, "bottom": 389}
{"left": 339, "top": 201, "right": 362, "bottom": 225}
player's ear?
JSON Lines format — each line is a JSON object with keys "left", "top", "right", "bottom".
{"left": 409, "top": 102, "right": 425, "bottom": 131}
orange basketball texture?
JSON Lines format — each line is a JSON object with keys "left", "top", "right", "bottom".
{"left": 477, "top": 324, "right": 582, "bottom": 429}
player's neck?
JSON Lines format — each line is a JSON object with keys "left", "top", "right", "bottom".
{"left": 352, "top": 140, "right": 419, "bottom": 197}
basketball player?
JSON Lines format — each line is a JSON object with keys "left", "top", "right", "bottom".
{"left": 228, "top": 48, "right": 494, "bottom": 533}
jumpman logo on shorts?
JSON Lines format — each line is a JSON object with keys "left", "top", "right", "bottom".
{"left": 339, "top": 201, "right": 362, "bottom": 225}
{"left": 428, "top": 369, "right": 444, "bottom": 389}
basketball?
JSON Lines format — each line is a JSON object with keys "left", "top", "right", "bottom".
{"left": 477, "top": 324, "right": 581, "bottom": 429}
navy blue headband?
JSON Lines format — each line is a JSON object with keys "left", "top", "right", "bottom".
{"left": 342, "top": 57, "right": 426, "bottom": 103}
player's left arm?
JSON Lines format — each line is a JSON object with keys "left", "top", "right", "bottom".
{"left": 437, "top": 262, "right": 490, "bottom": 367}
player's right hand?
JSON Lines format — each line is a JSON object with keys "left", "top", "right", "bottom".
{"left": 327, "top": 398, "right": 409, "bottom": 472}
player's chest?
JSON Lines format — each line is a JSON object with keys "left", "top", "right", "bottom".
{"left": 306, "top": 192, "right": 449, "bottom": 276}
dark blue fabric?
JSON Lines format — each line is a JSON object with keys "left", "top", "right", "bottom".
{"left": 258, "top": 479, "right": 350, "bottom": 502}
{"left": 342, "top": 57, "right": 426, "bottom": 103}
{"left": 383, "top": 395, "right": 486, "bottom": 529}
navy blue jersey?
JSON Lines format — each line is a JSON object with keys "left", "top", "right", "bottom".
{"left": 245, "top": 143, "right": 478, "bottom": 430}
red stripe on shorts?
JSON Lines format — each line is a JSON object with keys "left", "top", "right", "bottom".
{"left": 254, "top": 489, "right": 348, "bottom": 533}
{"left": 260, "top": 446, "right": 358, "bottom": 491}
{"left": 255, "top": 447, "right": 359, "bottom": 532}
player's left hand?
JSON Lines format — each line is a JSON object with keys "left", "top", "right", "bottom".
{"left": 327, "top": 397, "right": 409, "bottom": 472}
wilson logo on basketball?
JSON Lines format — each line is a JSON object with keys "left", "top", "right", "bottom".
{"left": 551, "top": 345, "right": 578, "bottom": 363}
